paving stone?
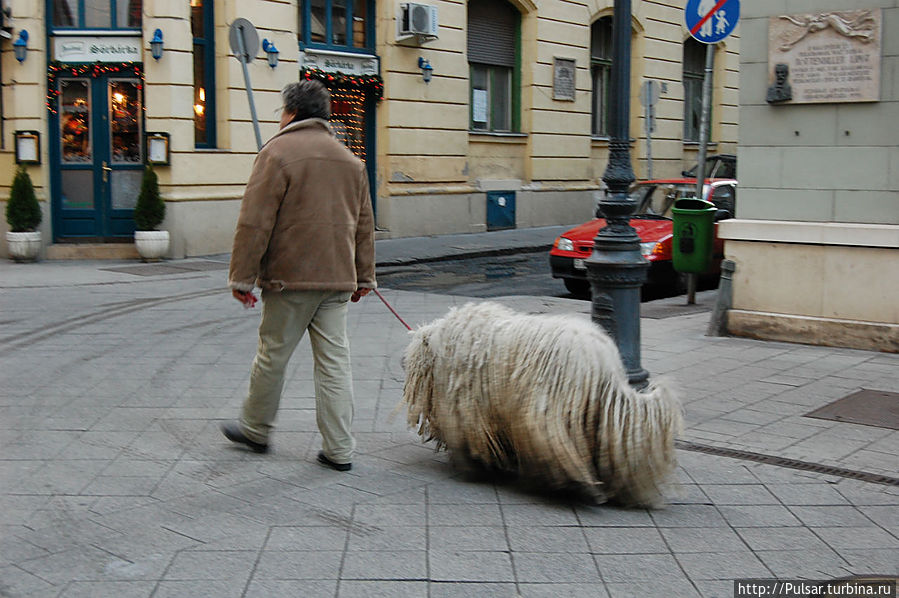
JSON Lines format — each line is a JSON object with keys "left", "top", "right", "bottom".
{"left": 343, "top": 550, "right": 428, "bottom": 580}
{"left": 735, "top": 527, "right": 833, "bottom": 552}
{"left": 813, "top": 526, "right": 899, "bottom": 551}
{"left": 788, "top": 506, "right": 874, "bottom": 527}
{"left": 518, "top": 582, "right": 610, "bottom": 597}
{"left": 430, "top": 550, "right": 515, "bottom": 582}
{"left": 163, "top": 550, "right": 256, "bottom": 582}
{"left": 254, "top": 550, "right": 344, "bottom": 580}
{"left": 347, "top": 525, "right": 427, "bottom": 551}
{"left": 675, "top": 551, "right": 771, "bottom": 580}
{"left": 502, "top": 503, "right": 580, "bottom": 526}
{"left": 700, "top": 484, "right": 779, "bottom": 505}
{"left": 718, "top": 505, "right": 803, "bottom": 527}
{"left": 650, "top": 504, "right": 729, "bottom": 528}
{"left": 594, "top": 553, "right": 684, "bottom": 583}
{"left": 57, "top": 580, "right": 157, "bottom": 598}
{"left": 660, "top": 527, "right": 748, "bottom": 553}
{"left": 508, "top": 526, "right": 591, "bottom": 553}
{"left": 755, "top": 548, "right": 851, "bottom": 578}
{"left": 428, "top": 503, "right": 505, "bottom": 527}
{"left": 266, "top": 525, "right": 349, "bottom": 551}
{"left": 605, "top": 579, "right": 702, "bottom": 598}
{"left": 428, "top": 526, "right": 509, "bottom": 552}
{"left": 583, "top": 527, "right": 667, "bottom": 554}
{"left": 429, "top": 581, "right": 520, "bottom": 597}
{"left": 243, "top": 578, "right": 338, "bottom": 596}
{"left": 514, "top": 552, "right": 600, "bottom": 583}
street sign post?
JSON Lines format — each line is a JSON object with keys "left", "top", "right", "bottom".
{"left": 639, "top": 80, "right": 660, "bottom": 180}
{"left": 683, "top": 0, "right": 738, "bottom": 304}
{"left": 229, "top": 18, "right": 263, "bottom": 150}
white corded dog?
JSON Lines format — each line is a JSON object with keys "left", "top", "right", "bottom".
{"left": 402, "top": 302, "right": 683, "bottom": 507}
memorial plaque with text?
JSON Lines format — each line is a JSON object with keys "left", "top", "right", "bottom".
{"left": 767, "top": 9, "right": 881, "bottom": 104}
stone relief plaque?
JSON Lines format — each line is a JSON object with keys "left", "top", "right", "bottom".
{"left": 767, "top": 9, "right": 881, "bottom": 104}
{"left": 553, "top": 58, "right": 576, "bottom": 101}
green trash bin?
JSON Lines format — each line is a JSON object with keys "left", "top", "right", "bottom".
{"left": 671, "top": 198, "right": 716, "bottom": 274}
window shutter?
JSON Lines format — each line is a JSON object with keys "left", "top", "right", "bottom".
{"left": 467, "top": 0, "right": 517, "bottom": 68}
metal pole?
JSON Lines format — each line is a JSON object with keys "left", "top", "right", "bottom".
{"left": 235, "top": 26, "right": 264, "bottom": 151}
{"left": 694, "top": 43, "right": 715, "bottom": 202}
{"left": 645, "top": 100, "right": 653, "bottom": 181}
{"left": 585, "top": 0, "right": 649, "bottom": 389}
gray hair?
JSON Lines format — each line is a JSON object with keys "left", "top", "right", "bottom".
{"left": 281, "top": 80, "right": 330, "bottom": 122}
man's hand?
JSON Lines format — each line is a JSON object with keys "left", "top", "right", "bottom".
{"left": 232, "top": 289, "right": 258, "bottom": 308}
{"left": 351, "top": 287, "right": 372, "bottom": 303}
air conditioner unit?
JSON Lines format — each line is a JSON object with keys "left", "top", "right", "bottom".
{"left": 397, "top": 3, "right": 438, "bottom": 42}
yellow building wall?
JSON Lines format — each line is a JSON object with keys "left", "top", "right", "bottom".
{"left": 376, "top": 0, "right": 739, "bottom": 236}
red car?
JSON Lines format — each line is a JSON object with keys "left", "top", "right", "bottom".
{"left": 550, "top": 178, "right": 737, "bottom": 296}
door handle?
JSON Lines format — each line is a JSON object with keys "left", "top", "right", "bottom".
{"left": 101, "top": 161, "right": 112, "bottom": 183}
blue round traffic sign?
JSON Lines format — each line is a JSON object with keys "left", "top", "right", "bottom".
{"left": 684, "top": 0, "right": 739, "bottom": 44}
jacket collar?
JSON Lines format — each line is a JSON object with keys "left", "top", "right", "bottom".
{"left": 272, "top": 118, "right": 332, "bottom": 141}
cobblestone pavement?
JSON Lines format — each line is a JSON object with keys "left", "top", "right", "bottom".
{"left": 0, "top": 254, "right": 897, "bottom": 598}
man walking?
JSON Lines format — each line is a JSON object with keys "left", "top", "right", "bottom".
{"left": 222, "top": 80, "right": 376, "bottom": 472}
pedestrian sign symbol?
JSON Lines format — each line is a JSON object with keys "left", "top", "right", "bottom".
{"left": 684, "top": 0, "right": 739, "bottom": 44}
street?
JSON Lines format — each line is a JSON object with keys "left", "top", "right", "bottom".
{"left": 1, "top": 245, "right": 896, "bottom": 598}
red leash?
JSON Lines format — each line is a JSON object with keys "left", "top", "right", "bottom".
{"left": 372, "top": 288, "right": 413, "bottom": 331}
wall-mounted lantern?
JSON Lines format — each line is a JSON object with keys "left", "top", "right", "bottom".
{"left": 13, "top": 30, "right": 27, "bottom": 63}
{"left": 262, "top": 39, "right": 279, "bottom": 68}
{"left": 418, "top": 57, "right": 433, "bottom": 83}
{"left": 150, "top": 29, "right": 164, "bottom": 60}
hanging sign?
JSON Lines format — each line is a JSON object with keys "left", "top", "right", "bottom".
{"left": 53, "top": 36, "right": 142, "bottom": 63}
{"left": 300, "top": 49, "right": 379, "bottom": 76}
{"left": 684, "top": 0, "right": 739, "bottom": 44}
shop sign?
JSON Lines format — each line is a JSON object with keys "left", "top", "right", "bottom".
{"left": 300, "top": 49, "right": 379, "bottom": 76}
{"left": 53, "top": 36, "right": 142, "bottom": 63}
{"left": 767, "top": 9, "right": 881, "bottom": 104}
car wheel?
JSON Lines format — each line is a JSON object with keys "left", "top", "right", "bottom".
{"left": 564, "top": 278, "right": 591, "bottom": 297}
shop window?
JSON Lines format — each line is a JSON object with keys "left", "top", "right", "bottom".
{"left": 299, "top": 0, "right": 373, "bottom": 50}
{"left": 52, "top": 0, "right": 142, "bottom": 29}
{"left": 468, "top": 0, "right": 520, "bottom": 133}
{"left": 683, "top": 38, "right": 707, "bottom": 143}
{"left": 192, "top": 0, "right": 216, "bottom": 148}
{"left": 591, "top": 17, "right": 612, "bottom": 137}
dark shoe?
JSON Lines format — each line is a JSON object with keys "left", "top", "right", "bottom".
{"left": 317, "top": 451, "right": 352, "bottom": 471}
{"left": 221, "top": 422, "right": 269, "bottom": 454}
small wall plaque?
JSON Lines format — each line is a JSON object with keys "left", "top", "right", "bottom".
{"left": 553, "top": 58, "right": 576, "bottom": 101}
{"left": 145, "top": 132, "right": 170, "bottom": 165}
{"left": 15, "top": 131, "right": 41, "bottom": 164}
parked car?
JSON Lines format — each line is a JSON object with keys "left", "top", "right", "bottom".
{"left": 682, "top": 154, "right": 736, "bottom": 179}
{"left": 550, "top": 178, "right": 737, "bottom": 296}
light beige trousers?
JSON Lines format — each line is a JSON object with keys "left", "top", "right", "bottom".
{"left": 240, "top": 289, "right": 355, "bottom": 464}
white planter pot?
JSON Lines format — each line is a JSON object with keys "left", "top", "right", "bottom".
{"left": 6, "top": 231, "right": 41, "bottom": 262}
{"left": 134, "top": 230, "right": 170, "bottom": 262}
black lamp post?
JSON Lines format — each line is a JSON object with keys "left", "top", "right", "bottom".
{"left": 585, "top": 0, "right": 649, "bottom": 388}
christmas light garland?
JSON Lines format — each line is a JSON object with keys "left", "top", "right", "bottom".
{"left": 47, "top": 62, "right": 144, "bottom": 114}
{"left": 301, "top": 68, "right": 383, "bottom": 100}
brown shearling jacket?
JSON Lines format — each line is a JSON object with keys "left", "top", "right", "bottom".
{"left": 228, "top": 118, "right": 376, "bottom": 293}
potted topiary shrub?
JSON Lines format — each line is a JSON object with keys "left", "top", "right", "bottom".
{"left": 133, "top": 164, "right": 169, "bottom": 261}
{"left": 5, "top": 165, "right": 42, "bottom": 262}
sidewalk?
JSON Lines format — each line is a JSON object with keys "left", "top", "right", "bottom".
{"left": 0, "top": 228, "right": 896, "bottom": 598}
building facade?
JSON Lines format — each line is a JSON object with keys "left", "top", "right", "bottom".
{"left": 1, "top": 0, "right": 738, "bottom": 259}
{"left": 721, "top": 2, "right": 898, "bottom": 352}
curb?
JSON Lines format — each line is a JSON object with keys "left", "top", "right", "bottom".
{"left": 375, "top": 244, "right": 552, "bottom": 268}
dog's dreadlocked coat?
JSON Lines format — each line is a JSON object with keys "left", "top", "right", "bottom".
{"left": 402, "top": 302, "right": 683, "bottom": 507}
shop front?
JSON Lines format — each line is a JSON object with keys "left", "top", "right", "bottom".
{"left": 46, "top": 4, "right": 145, "bottom": 241}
